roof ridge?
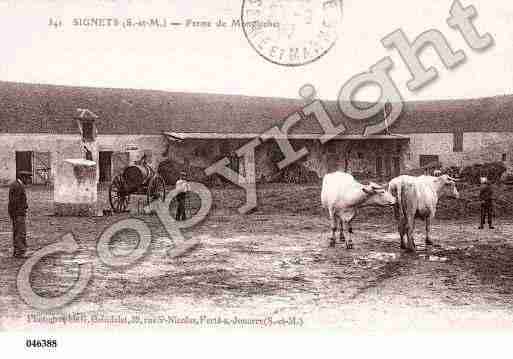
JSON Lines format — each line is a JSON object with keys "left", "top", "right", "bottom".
{"left": 0, "top": 80, "right": 510, "bottom": 104}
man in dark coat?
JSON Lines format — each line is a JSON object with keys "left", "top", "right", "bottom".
{"left": 478, "top": 176, "right": 495, "bottom": 229}
{"left": 8, "top": 174, "right": 29, "bottom": 257}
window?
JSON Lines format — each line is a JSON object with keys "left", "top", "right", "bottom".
{"left": 99, "top": 151, "right": 112, "bottom": 182}
{"left": 419, "top": 155, "right": 440, "bottom": 168}
{"left": 453, "top": 131, "right": 463, "bottom": 152}
{"left": 327, "top": 143, "right": 338, "bottom": 154}
{"left": 82, "top": 121, "right": 94, "bottom": 142}
{"left": 193, "top": 146, "right": 209, "bottom": 158}
{"left": 33, "top": 152, "right": 51, "bottom": 185}
{"left": 502, "top": 153, "right": 507, "bottom": 162}
{"left": 357, "top": 151, "right": 363, "bottom": 159}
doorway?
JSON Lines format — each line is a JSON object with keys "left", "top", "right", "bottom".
{"left": 99, "top": 151, "right": 113, "bottom": 182}
{"left": 16, "top": 151, "right": 33, "bottom": 184}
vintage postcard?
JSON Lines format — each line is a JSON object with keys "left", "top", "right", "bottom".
{"left": 1, "top": 0, "right": 513, "bottom": 354}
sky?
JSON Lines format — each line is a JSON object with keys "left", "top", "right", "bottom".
{"left": 0, "top": 0, "right": 512, "bottom": 101}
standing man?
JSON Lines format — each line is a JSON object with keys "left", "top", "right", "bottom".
{"left": 175, "top": 171, "right": 189, "bottom": 221}
{"left": 479, "top": 176, "right": 495, "bottom": 229}
{"left": 8, "top": 173, "right": 29, "bottom": 258}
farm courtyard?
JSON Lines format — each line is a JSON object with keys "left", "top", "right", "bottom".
{"left": 1, "top": 183, "right": 513, "bottom": 332}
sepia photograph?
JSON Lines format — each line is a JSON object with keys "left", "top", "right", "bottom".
{"left": 0, "top": 0, "right": 513, "bottom": 356}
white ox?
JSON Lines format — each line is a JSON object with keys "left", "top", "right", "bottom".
{"left": 388, "top": 174, "right": 459, "bottom": 251}
{"left": 321, "top": 171, "right": 396, "bottom": 248}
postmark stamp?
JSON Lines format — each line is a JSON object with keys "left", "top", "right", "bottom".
{"left": 241, "top": 0, "right": 343, "bottom": 66}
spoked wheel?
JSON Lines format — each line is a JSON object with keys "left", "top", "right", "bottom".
{"left": 109, "top": 174, "right": 130, "bottom": 213}
{"left": 147, "top": 175, "right": 166, "bottom": 206}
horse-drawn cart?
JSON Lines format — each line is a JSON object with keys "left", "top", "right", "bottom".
{"left": 109, "top": 162, "right": 166, "bottom": 212}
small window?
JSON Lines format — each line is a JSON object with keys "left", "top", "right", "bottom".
{"left": 357, "top": 151, "right": 363, "bottom": 159}
{"left": 420, "top": 155, "right": 440, "bottom": 168}
{"left": 193, "top": 146, "right": 209, "bottom": 158}
{"left": 82, "top": 121, "right": 94, "bottom": 142}
{"left": 327, "top": 143, "right": 338, "bottom": 154}
{"left": 453, "top": 131, "right": 463, "bottom": 152}
{"left": 502, "top": 153, "right": 507, "bottom": 162}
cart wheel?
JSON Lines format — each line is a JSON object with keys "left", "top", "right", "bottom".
{"left": 109, "top": 174, "right": 130, "bottom": 213}
{"left": 147, "top": 175, "right": 166, "bottom": 206}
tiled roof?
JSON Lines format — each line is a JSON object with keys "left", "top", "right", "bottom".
{"left": 0, "top": 81, "right": 512, "bottom": 136}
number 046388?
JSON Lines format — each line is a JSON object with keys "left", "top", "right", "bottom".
{"left": 25, "top": 339, "right": 58, "bottom": 348}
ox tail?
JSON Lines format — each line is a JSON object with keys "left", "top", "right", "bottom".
{"left": 390, "top": 182, "right": 402, "bottom": 221}
{"left": 320, "top": 175, "right": 329, "bottom": 209}
{"left": 398, "top": 182, "right": 412, "bottom": 221}
{"left": 392, "top": 182, "right": 408, "bottom": 221}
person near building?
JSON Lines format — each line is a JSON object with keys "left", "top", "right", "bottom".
{"left": 8, "top": 173, "right": 29, "bottom": 258}
{"left": 175, "top": 171, "right": 189, "bottom": 221}
{"left": 479, "top": 176, "right": 495, "bottom": 229}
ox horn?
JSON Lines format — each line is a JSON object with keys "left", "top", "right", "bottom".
{"left": 447, "top": 175, "right": 461, "bottom": 182}
{"left": 362, "top": 186, "right": 372, "bottom": 194}
{"left": 369, "top": 182, "right": 383, "bottom": 190}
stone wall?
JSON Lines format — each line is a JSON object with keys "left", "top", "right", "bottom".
{"left": 54, "top": 159, "right": 97, "bottom": 216}
{"left": 0, "top": 133, "right": 168, "bottom": 185}
{"left": 3, "top": 131, "right": 511, "bottom": 186}
{"left": 404, "top": 133, "right": 457, "bottom": 170}
{"left": 404, "top": 132, "right": 513, "bottom": 172}
{"left": 0, "top": 134, "right": 409, "bottom": 185}
{"left": 97, "top": 134, "right": 168, "bottom": 174}
{"left": 0, "top": 133, "right": 83, "bottom": 186}
{"left": 462, "top": 138, "right": 513, "bottom": 174}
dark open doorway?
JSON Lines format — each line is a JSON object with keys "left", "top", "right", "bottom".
{"left": 16, "top": 151, "right": 33, "bottom": 184}
{"left": 99, "top": 151, "right": 113, "bottom": 182}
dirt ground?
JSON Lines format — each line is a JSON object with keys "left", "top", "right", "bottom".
{"left": 1, "top": 184, "right": 513, "bottom": 332}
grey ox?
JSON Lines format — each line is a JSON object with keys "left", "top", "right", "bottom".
{"left": 388, "top": 174, "right": 460, "bottom": 251}
{"left": 321, "top": 171, "right": 397, "bottom": 249}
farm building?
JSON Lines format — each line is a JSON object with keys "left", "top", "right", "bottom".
{"left": 1, "top": 81, "right": 513, "bottom": 186}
